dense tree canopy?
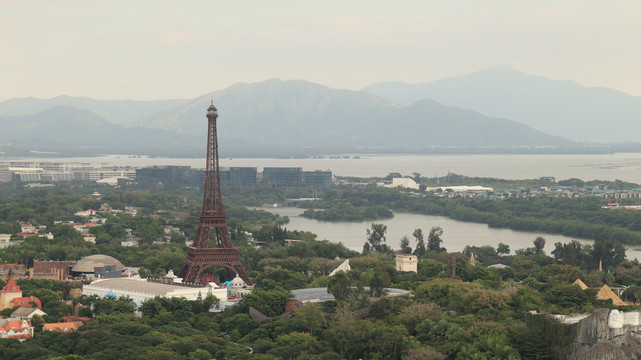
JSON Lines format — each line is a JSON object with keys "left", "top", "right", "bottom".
{"left": 1, "top": 178, "right": 640, "bottom": 359}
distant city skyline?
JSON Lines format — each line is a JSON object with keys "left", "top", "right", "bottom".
{"left": 2, "top": 1, "right": 640, "bottom": 100}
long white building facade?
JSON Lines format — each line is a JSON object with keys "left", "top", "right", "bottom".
{"left": 83, "top": 277, "right": 228, "bottom": 306}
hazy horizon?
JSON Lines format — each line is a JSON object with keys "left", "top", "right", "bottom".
{"left": 2, "top": 1, "right": 641, "bottom": 101}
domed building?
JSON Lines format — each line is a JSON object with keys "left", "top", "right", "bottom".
{"left": 70, "top": 254, "right": 125, "bottom": 279}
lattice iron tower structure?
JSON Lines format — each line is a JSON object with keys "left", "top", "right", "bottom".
{"left": 178, "top": 103, "right": 253, "bottom": 285}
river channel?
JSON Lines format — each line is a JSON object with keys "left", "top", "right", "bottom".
{"left": 253, "top": 206, "right": 641, "bottom": 262}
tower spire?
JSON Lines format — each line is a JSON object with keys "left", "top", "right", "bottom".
{"left": 178, "top": 104, "right": 252, "bottom": 285}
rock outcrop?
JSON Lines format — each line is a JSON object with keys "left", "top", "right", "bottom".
{"left": 539, "top": 309, "right": 641, "bottom": 360}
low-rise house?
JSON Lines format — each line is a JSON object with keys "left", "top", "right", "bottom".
{"left": 82, "top": 234, "right": 96, "bottom": 243}
{"left": 163, "top": 226, "right": 181, "bottom": 234}
{"left": 10, "top": 307, "right": 47, "bottom": 320}
{"left": 0, "top": 319, "right": 34, "bottom": 341}
{"left": 20, "top": 224, "right": 37, "bottom": 234}
{"left": 0, "top": 276, "right": 43, "bottom": 310}
{"left": 395, "top": 254, "right": 418, "bottom": 273}
{"left": 88, "top": 217, "right": 106, "bottom": 225}
{"left": 0, "top": 276, "right": 23, "bottom": 310}
{"left": 74, "top": 210, "right": 95, "bottom": 217}
{"left": 0, "top": 234, "right": 12, "bottom": 249}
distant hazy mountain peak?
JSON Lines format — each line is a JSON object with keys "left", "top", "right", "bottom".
{"left": 473, "top": 64, "right": 521, "bottom": 74}
{"left": 0, "top": 76, "right": 574, "bottom": 153}
{"left": 362, "top": 66, "right": 641, "bottom": 141}
{"left": 0, "top": 95, "right": 187, "bottom": 126}
{"left": 128, "top": 78, "right": 569, "bottom": 148}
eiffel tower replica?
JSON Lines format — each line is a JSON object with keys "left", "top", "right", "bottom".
{"left": 178, "top": 103, "right": 253, "bottom": 285}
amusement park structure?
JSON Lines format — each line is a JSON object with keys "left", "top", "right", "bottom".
{"left": 178, "top": 103, "right": 252, "bottom": 285}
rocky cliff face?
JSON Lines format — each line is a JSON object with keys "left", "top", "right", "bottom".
{"left": 543, "top": 309, "right": 641, "bottom": 360}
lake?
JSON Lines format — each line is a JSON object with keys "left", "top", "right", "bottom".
{"left": 253, "top": 206, "right": 641, "bottom": 261}
{"left": 8, "top": 153, "right": 641, "bottom": 183}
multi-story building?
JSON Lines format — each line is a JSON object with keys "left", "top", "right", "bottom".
{"left": 263, "top": 167, "right": 303, "bottom": 187}
{"left": 0, "top": 163, "right": 10, "bottom": 183}
{"left": 5, "top": 161, "right": 332, "bottom": 188}
{"left": 220, "top": 167, "right": 257, "bottom": 186}
{"left": 32, "top": 260, "right": 77, "bottom": 281}
{"left": 8, "top": 162, "right": 134, "bottom": 182}
{"left": 73, "top": 167, "right": 136, "bottom": 181}
{"left": 303, "top": 170, "right": 333, "bottom": 186}
{"left": 135, "top": 166, "right": 203, "bottom": 186}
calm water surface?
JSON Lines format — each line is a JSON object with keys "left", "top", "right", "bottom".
{"left": 9, "top": 153, "right": 641, "bottom": 182}
{"left": 254, "top": 206, "right": 641, "bottom": 261}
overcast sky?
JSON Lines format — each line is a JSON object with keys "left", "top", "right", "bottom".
{"left": 2, "top": 1, "right": 640, "bottom": 100}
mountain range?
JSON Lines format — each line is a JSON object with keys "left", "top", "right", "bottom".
{"left": 362, "top": 66, "right": 641, "bottom": 142}
{"left": 0, "top": 106, "right": 200, "bottom": 155}
{"left": 0, "top": 95, "right": 186, "bottom": 126}
{"left": 2, "top": 66, "right": 639, "bottom": 156}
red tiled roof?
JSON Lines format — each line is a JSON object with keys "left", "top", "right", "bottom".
{"left": 63, "top": 316, "right": 91, "bottom": 324}
{"left": 0, "top": 264, "right": 25, "bottom": 269}
{"left": 11, "top": 296, "right": 42, "bottom": 309}
{"left": 1, "top": 275, "right": 21, "bottom": 293}
{"left": 43, "top": 321, "right": 83, "bottom": 332}
{"left": 3, "top": 320, "right": 24, "bottom": 329}
{"left": 284, "top": 301, "right": 303, "bottom": 313}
